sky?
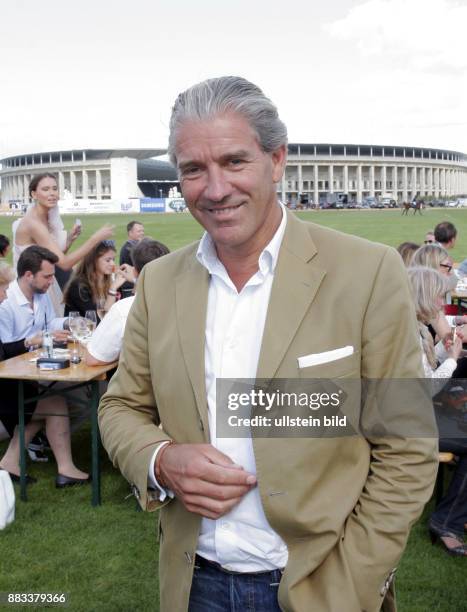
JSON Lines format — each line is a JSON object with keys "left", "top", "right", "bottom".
{"left": 1, "top": 0, "right": 466, "bottom": 159}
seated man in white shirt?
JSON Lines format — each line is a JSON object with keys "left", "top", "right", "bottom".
{"left": 85, "top": 238, "right": 170, "bottom": 366}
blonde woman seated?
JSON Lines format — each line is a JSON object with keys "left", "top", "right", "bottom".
{"left": 412, "top": 243, "right": 466, "bottom": 350}
{"left": 408, "top": 266, "right": 467, "bottom": 556}
{"left": 0, "top": 263, "right": 89, "bottom": 488}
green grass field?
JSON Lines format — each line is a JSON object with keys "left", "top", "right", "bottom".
{"left": 0, "top": 208, "right": 466, "bottom": 611}
{"left": 0, "top": 207, "right": 466, "bottom": 262}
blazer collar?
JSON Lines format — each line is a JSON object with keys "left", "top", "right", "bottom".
{"left": 175, "top": 254, "right": 210, "bottom": 438}
{"left": 256, "top": 210, "right": 326, "bottom": 379}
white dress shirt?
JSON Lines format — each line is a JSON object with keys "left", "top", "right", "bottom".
{"left": 0, "top": 280, "right": 64, "bottom": 343}
{"left": 149, "top": 203, "right": 289, "bottom": 571}
{"left": 87, "top": 296, "right": 135, "bottom": 363}
{"left": 195, "top": 203, "right": 288, "bottom": 572}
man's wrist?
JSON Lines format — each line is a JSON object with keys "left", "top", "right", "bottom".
{"left": 155, "top": 441, "right": 174, "bottom": 488}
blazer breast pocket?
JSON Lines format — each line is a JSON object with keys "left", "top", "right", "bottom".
{"left": 297, "top": 350, "right": 360, "bottom": 379}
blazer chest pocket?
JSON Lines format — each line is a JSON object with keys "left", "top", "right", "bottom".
{"left": 297, "top": 350, "right": 360, "bottom": 380}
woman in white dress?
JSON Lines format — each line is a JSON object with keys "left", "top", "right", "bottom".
{"left": 13, "top": 173, "right": 114, "bottom": 315}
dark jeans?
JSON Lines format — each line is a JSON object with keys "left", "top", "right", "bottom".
{"left": 188, "top": 556, "right": 283, "bottom": 612}
{"left": 431, "top": 437, "right": 467, "bottom": 537}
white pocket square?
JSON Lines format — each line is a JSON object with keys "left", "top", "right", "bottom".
{"left": 297, "top": 346, "right": 354, "bottom": 369}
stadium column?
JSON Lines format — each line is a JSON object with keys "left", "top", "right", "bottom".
{"left": 58, "top": 171, "right": 65, "bottom": 197}
{"left": 419, "top": 167, "right": 425, "bottom": 196}
{"left": 392, "top": 166, "right": 398, "bottom": 200}
{"left": 23, "top": 175, "right": 28, "bottom": 204}
{"left": 369, "top": 165, "right": 375, "bottom": 197}
{"left": 96, "top": 169, "right": 102, "bottom": 199}
{"left": 427, "top": 167, "right": 432, "bottom": 196}
{"left": 343, "top": 165, "right": 348, "bottom": 195}
{"left": 381, "top": 165, "right": 386, "bottom": 194}
{"left": 410, "top": 166, "right": 417, "bottom": 199}
{"left": 328, "top": 165, "right": 334, "bottom": 195}
{"left": 313, "top": 164, "right": 319, "bottom": 207}
{"left": 357, "top": 165, "right": 362, "bottom": 203}
{"left": 297, "top": 164, "right": 303, "bottom": 200}
{"left": 82, "top": 170, "right": 88, "bottom": 199}
{"left": 402, "top": 166, "right": 408, "bottom": 202}
{"left": 70, "top": 171, "right": 76, "bottom": 198}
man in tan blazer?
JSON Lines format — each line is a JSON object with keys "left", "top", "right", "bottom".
{"left": 99, "top": 76, "right": 438, "bottom": 612}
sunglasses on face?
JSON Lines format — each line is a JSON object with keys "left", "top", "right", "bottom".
{"left": 424, "top": 240, "right": 434, "bottom": 244}
{"left": 440, "top": 263, "right": 453, "bottom": 273}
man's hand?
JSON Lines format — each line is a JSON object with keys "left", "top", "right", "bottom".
{"left": 52, "top": 330, "right": 71, "bottom": 343}
{"left": 158, "top": 443, "right": 256, "bottom": 519}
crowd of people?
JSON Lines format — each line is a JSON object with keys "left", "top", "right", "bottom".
{"left": 0, "top": 173, "right": 169, "bottom": 488}
{"left": 397, "top": 221, "right": 467, "bottom": 556}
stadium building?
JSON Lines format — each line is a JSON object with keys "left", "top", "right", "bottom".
{"left": 1, "top": 144, "right": 466, "bottom": 208}
{"left": 282, "top": 143, "right": 467, "bottom": 206}
{"left": 0, "top": 148, "right": 178, "bottom": 207}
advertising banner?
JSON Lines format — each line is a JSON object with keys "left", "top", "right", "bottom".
{"left": 139, "top": 198, "right": 166, "bottom": 213}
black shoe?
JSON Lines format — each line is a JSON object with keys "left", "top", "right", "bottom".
{"left": 27, "top": 446, "right": 49, "bottom": 462}
{"left": 35, "top": 433, "right": 51, "bottom": 451}
{"left": 55, "top": 474, "right": 91, "bottom": 489}
{"left": 429, "top": 522, "right": 467, "bottom": 556}
{"left": 7, "top": 472, "right": 37, "bottom": 485}
{"left": 28, "top": 433, "right": 49, "bottom": 462}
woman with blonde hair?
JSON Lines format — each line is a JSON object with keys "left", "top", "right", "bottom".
{"left": 12, "top": 173, "right": 114, "bottom": 315}
{"left": 408, "top": 265, "right": 467, "bottom": 556}
{"left": 412, "top": 242, "right": 465, "bottom": 344}
{"left": 0, "top": 263, "right": 89, "bottom": 487}
{"left": 412, "top": 243, "right": 457, "bottom": 290}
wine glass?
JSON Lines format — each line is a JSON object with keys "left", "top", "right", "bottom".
{"left": 68, "top": 311, "right": 80, "bottom": 350}
{"left": 96, "top": 298, "right": 106, "bottom": 322}
{"left": 85, "top": 310, "right": 97, "bottom": 335}
{"left": 73, "top": 317, "right": 90, "bottom": 355}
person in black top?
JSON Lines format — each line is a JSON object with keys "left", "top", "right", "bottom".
{"left": 0, "top": 234, "right": 10, "bottom": 259}
{"left": 119, "top": 221, "right": 145, "bottom": 298}
{"left": 63, "top": 240, "right": 129, "bottom": 319}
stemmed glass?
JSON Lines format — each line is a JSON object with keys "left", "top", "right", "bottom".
{"left": 73, "top": 317, "right": 90, "bottom": 356}
{"left": 85, "top": 310, "right": 97, "bottom": 336}
{"left": 67, "top": 311, "right": 81, "bottom": 362}
{"left": 96, "top": 298, "right": 106, "bottom": 322}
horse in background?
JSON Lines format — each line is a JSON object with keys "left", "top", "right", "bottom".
{"left": 401, "top": 201, "right": 423, "bottom": 215}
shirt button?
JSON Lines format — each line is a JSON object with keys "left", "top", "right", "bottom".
{"left": 220, "top": 521, "right": 230, "bottom": 530}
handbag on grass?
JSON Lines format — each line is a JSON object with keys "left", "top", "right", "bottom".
{"left": 0, "top": 470, "right": 15, "bottom": 529}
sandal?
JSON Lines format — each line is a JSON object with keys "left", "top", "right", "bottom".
{"left": 429, "top": 522, "right": 467, "bottom": 556}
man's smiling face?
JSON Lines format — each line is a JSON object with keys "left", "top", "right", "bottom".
{"left": 175, "top": 111, "right": 286, "bottom": 260}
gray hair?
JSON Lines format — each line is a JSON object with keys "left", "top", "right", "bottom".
{"left": 168, "top": 76, "right": 288, "bottom": 167}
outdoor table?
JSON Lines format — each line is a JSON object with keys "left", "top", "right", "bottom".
{"left": 0, "top": 349, "right": 117, "bottom": 506}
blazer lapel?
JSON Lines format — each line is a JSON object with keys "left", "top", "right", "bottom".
{"left": 257, "top": 212, "right": 326, "bottom": 380}
{"left": 175, "top": 256, "right": 210, "bottom": 439}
